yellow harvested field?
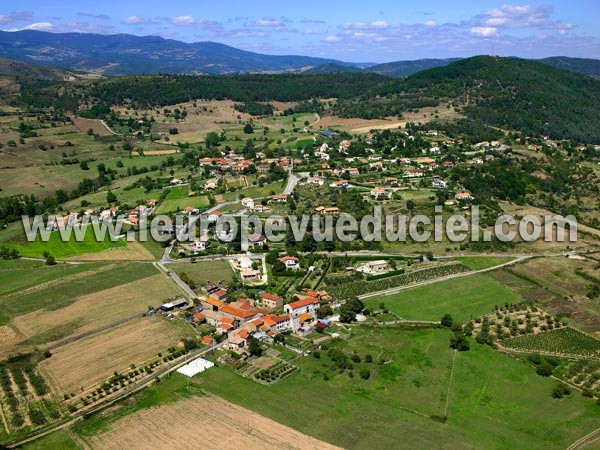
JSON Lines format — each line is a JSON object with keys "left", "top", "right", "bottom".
{"left": 65, "top": 241, "right": 155, "bottom": 261}
{"left": 13, "top": 274, "right": 179, "bottom": 345}
{"left": 39, "top": 317, "right": 187, "bottom": 394}
{"left": 137, "top": 149, "right": 179, "bottom": 155}
{"left": 88, "top": 394, "right": 342, "bottom": 450}
{"left": 0, "top": 325, "right": 32, "bottom": 359}
{"left": 72, "top": 117, "right": 113, "bottom": 136}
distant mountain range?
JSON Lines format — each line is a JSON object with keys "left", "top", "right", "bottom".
{"left": 0, "top": 30, "right": 599, "bottom": 79}
{"left": 0, "top": 30, "right": 350, "bottom": 76}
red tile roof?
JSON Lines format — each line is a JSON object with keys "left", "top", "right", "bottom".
{"left": 259, "top": 292, "right": 281, "bottom": 301}
{"left": 287, "top": 297, "right": 319, "bottom": 310}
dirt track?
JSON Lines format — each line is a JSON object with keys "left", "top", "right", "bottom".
{"left": 88, "top": 394, "right": 342, "bottom": 450}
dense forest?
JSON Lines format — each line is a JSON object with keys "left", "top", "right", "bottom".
{"left": 5, "top": 56, "right": 600, "bottom": 143}
{"left": 401, "top": 56, "right": 600, "bottom": 143}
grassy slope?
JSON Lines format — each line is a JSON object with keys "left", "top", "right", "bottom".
{"left": 5, "top": 227, "right": 126, "bottom": 259}
{"left": 0, "top": 260, "right": 103, "bottom": 297}
{"left": 197, "top": 328, "right": 599, "bottom": 450}
{"left": 364, "top": 273, "right": 522, "bottom": 322}
{"left": 0, "top": 262, "right": 158, "bottom": 318}
{"left": 172, "top": 260, "right": 234, "bottom": 283}
{"left": 456, "top": 256, "right": 516, "bottom": 270}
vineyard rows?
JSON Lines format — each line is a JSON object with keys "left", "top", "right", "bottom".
{"left": 327, "top": 263, "right": 471, "bottom": 299}
{"left": 502, "top": 327, "right": 600, "bottom": 358}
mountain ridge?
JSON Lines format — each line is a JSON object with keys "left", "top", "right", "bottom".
{"left": 1, "top": 31, "right": 600, "bottom": 79}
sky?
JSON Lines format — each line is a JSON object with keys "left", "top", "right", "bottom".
{"left": 1, "top": 1, "right": 599, "bottom": 62}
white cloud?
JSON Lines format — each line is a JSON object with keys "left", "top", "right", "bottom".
{"left": 6, "top": 22, "right": 55, "bottom": 32}
{"left": 424, "top": 20, "right": 436, "bottom": 27}
{"left": 477, "top": 4, "right": 559, "bottom": 31}
{"left": 470, "top": 26, "right": 499, "bottom": 37}
{"left": 171, "top": 16, "right": 197, "bottom": 26}
{"left": 302, "top": 28, "right": 328, "bottom": 35}
{"left": 123, "top": 16, "right": 144, "bottom": 24}
{"left": 168, "top": 16, "right": 223, "bottom": 31}
{"left": 370, "top": 21, "right": 389, "bottom": 29}
{"left": 325, "top": 35, "right": 340, "bottom": 42}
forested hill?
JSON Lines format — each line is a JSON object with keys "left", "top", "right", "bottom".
{"left": 77, "top": 73, "right": 391, "bottom": 108}
{"left": 539, "top": 57, "right": 600, "bottom": 79}
{"left": 7, "top": 55, "right": 600, "bottom": 143}
{"left": 401, "top": 56, "right": 600, "bottom": 143}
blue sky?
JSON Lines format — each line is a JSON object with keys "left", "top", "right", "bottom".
{"left": 1, "top": 1, "right": 599, "bottom": 62}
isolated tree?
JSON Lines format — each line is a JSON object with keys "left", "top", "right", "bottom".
{"left": 45, "top": 253, "right": 57, "bottom": 266}
{"left": 248, "top": 338, "right": 262, "bottom": 357}
{"left": 450, "top": 332, "right": 469, "bottom": 351}
{"left": 441, "top": 314, "right": 454, "bottom": 328}
{"left": 243, "top": 123, "right": 254, "bottom": 134}
{"left": 536, "top": 362, "right": 553, "bottom": 377}
{"left": 106, "top": 191, "right": 117, "bottom": 203}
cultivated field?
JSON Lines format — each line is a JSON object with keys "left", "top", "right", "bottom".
{"left": 12, "top": 274, "right": 180, "bottom": 346}
{"left": 72, "top": 117, "right": 113, "bottom": 136}
{"left": 198, "top": 327, "right": 600, "bottom": 450}
{"left": 64, "top": 240, "right": 155, "bottom": 261}
{"left": 172, "top": 260, "right": 235, "bottom": 284}
{"left": 87, "top": 394, "right": 341, "bottom": 450}
{"left": 39, "top": 317, "right": 190, "bottom": 395}
{"left": 364, "top": 273, "right": 522, "bottom": 322}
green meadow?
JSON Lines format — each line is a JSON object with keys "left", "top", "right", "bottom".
{"left": 364, "top": 273, "right": 522, "bottom": 322}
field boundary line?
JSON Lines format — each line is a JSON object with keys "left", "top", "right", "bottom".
{"left": 358, "top": 256, "right": 529, "bottom": 300}
{"left": 44, "top": 312, "right": 146, "bottom": 351}
{"left": 567, "top": 426, "right": 600, "bottom": 450}
{"left": 443, "top": 349, "right": 457, "bottom": 419}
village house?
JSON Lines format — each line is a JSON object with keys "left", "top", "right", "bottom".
{"left": 227, "top": 329, "right": 251, "bottom": 351}
{"left": 206, "top": 210, "right": 222, "bottom": 222}
{"left": 270, "top": 194, "right": 288, "bottom": 203}
{"left": 302, "top": 289, "right": 330, "bottom": 302}
{"left": 455, "top": 191, "right": 474, "bottom": 201}
{"left": 204, "top": 179, "right": 218, "bottom": 190}
{"left": 315, "top": 206, "right": 340, "bottom": 217}
{"left": 219, "top": 298, "right": 263, "bottom": 323}
{"left": 241, "top": 197, "right": 255, "bottom": 209}
{"left": 329, "top": 180, "right": 349, "bottom": 188}
{"left": 241, "top": 269, "right": 262, "bottom": 282}
{"left": 258, "top": 292, "right": 283, "bottom": 310}
{"left": 339, "top": 140, "right": 351, "bottom": 153}
{"left": 345, "top": 167, "right": 360, "bottom": 177}
{"left": 404, "top": 168, "right": 424, "bottom": 178}
{"left": 262, "top": 314, "right": 292, "bottom": 333}
{"left": 370, "top": 187, "right": 389, "bottom": 200}
{"left": 284, "top": 296, "right": 320, "bottom": 330}
{"left": 237, "top": 256, "right": 253, "bottom": 270}
{"left": 191, "top": 235, "right": 210, "bottom": 252}
{"left": 305, "top": 177, "right": 324, "bottom": 186}
{"left": 385, "top": 177, "right": 399, "bottom": 185}
{"left": 358, "top": 260, "right": 389, "bottom": 274}
{"left": 257, "top": 164, "right": 270, "bottom": 174}
{"left": 248, "top": 233, "right": 268, "bottom": 246}
{"left": 432, "top": 176, "right": 447, "bottom": 189}
{"left": 251, "top": 204, "right": 272, "bottom": 214}
{"left": 183, "top": 206, "right": 200, "bottom": 216}
{"left": 279, "top": 256, "right": 300, "bottom": 270}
